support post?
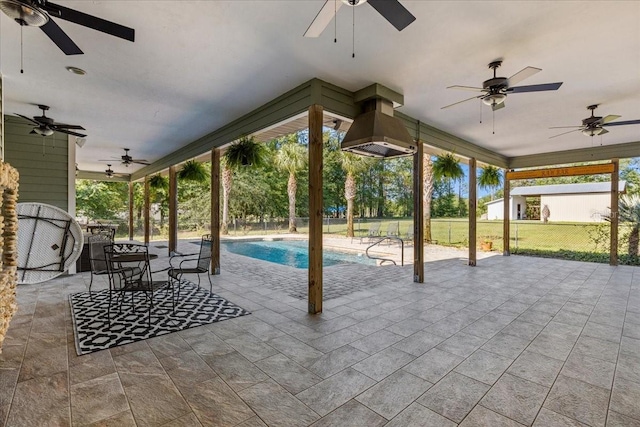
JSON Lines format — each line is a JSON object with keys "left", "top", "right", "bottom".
{"left": 503, "top": 174, "right": 510, "bottom": 256}
{"left": 308, "top": 104, "right": 323, "bottom": 314}
{"left": 211, "top": 149, "right": 221, "bottom": 274}
{"left": 413, "top": 142, "right": 424, "bottom": 282}
{"left": 144, "top": 176, "right": 150, "bottom": 245}
{"left": 168, "top": 166, "right": 178, "bottom": 255}
{"left": 468, "top": 158, "right": 477, "bottom": 266}
{"left": 128, "top": 181, "right": 134, "bottom": 240}
{"left": 610, "top": 159, "right": 619, "bottom": 266}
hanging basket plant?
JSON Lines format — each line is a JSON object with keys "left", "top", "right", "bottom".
{"left": 148, "top": 174, "right": 168, "bottom": 190}
{"left": 178, "top": 160, "right": 207, "bottom": 182}
{"left": 224, "top": 136, "right": 266, "bottom": 168}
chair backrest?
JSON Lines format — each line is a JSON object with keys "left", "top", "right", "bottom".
{"left": 386, "top": 222, "right": 399, "bottom": 237}
{"left": 89, "top": 226, "right": 116, "bottom": 240}
{"left": 367, "top": 222, "right": 381, "bottom": 236}
{"left": 88, "top": 234, "right": 113, "bottom": 272}
{"left": 197, "top": 234, "right": 213, "bottom": 270}
{"left": 104, "top": 243, "right": 150, "bottom": 290}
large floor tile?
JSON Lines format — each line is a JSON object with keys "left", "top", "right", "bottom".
{"left": 124, "top": 376, "right": 191, "bottom": 427}
{"left": 610, "top": 376, "right": 640, "bottom": 422}
{"left": 70, "top": 373, "right": 129, "bottom": 426}
{"left": 561, "top": 352, "right": 615, "bottom": 389}
{"left": 454, "top": 349, "right": 513, "bottom": 385}
{"left": 306, "top": 345, "right": 369, "bottom": 378}
{"left": 459, "top": 405, "right": 526, "bottom": 427}
{"left": 238, "top": 380, "right": 319, "bottom": 427}
{"left": 296, "top": 368, "right": 376, "bottom": 417}
{"left": 385, "top": 402, "right": 457, "bottom": 427}
{"left": 532, "top": 408, "right": 588, "bottom": 426}
{"left": 480, "top": 373, "right": 549, "bottom": 426}
{"left": 6, "top": 372, "right": 70, "bottom": 427}
{"left": 255, "top": 353, "right": 322, "bottom": 394}
{"left": 352, "top": 346, "right": 415, "bottom": 381}
{"left": 356, "top": 370, "right": 432, "bottom": 419}
{"left": 202, "top": 351, "right": 269, "bottom": 391}
{"left": 418, "top": 371, "right": 490, "bottom": 423}
{"left": 309, "top": 400, "right": 387, "bottom": 427}
{"left": 507, "top": 350, "right": 564, "bottom": 387}
{"left": 544, "top": 375, "right": 610, "bottom": 427}
{"left": 403, "top": 348, "right": 464, "bottom": 383}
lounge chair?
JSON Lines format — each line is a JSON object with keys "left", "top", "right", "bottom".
{"left": 359, "top": 221, "right": 381, "bottom": 244}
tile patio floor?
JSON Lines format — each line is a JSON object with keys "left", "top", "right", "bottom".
{"left": 1, "top": 240, "right": 639, "bottom": 426}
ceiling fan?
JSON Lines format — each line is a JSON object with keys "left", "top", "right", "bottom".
{"left": 304, "top": 0, "right": 415, "bottom": 38}
{"left": 15, "top": 104, "right": 86, "bottom": 137}
{"left": 0, "top": 0, "right": 134, "bottom": 55}
{"left": 550, "top": 105, "right": 640, "bottom": 139}
{"left": 103, "top": 164, "right": 128, "bottom": 179}
{"left": 100, "top": 148, "right": 150, "bottom": 167}
{"left": 442, "top": 61, "right": 563, "bottom": 111}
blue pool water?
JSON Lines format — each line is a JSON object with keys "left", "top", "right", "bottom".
{"left": 222, "top": 240, "right": 376, "bottom": 269}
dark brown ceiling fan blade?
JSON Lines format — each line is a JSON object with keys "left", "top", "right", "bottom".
{"left": 603, "top": 119, "right": 640, "bottom": 127}
{"left": 131, "top": 160, "right": 150, "bottom": 165}
{"left": 507, "top": 82, "right": 563, "bottom": 93}
{"left": 549, "top": 128, "right": 582, "bottom": 139}
{"left": 53, "top": 128, "right": 86, "bottom": 138}
{"left": 368, "top": 0, "right": 416, "bottom": 31}
{"left": 15, "top": 113, "right": 40, "bottom": 125}
{"left": 441, "top": 95, "right": 482, "bottom": 109}
{"left": 51, "top": 123, "right": 85, "bottom": 130}
{"left": 43, "top": 2, "right": 135, "bottom": 42}
{"left": 40, "top": 19, "right": 83, "bottom": 55}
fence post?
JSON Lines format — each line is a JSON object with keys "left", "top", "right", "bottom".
{"left": 448, "top": 221, "right": 452, "bottom": 244}
{"left": 515, "top": 223, "right": 518, "bottom": 251}
{"left": 326, "top": 217, "right": 330, "bottom": 234}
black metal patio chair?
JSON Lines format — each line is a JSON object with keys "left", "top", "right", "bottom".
{"left": 168, "top": 234, "right": 213, "bottom": 297}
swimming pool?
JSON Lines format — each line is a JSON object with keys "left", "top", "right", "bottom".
{"left": 222, "top": 239, "right": 376, "bottom": 269}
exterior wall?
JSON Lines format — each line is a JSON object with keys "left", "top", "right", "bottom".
{"left": 3, "top": 117, "right": 69, "bottom": 211}
{"left": 540, "top": 193, "right": 610, "bottom": 223}
{"left": 486, "top": 196, "right": 527, "bottom": 220}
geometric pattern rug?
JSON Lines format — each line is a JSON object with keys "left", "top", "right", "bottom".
{"left": 69, "top": 280, "right": 250, "bottom": 355}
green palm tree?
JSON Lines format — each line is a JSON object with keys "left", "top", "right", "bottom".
{"left": 275, "top": 139, "right": 307, "bottom": 232}
{"left": 423, "top": 154, "right": 435, "bottom": 242}
{"left": 433, "top": 152, "right": 464, "bottom": 195}
{"left": 478, "top": 165, "right": 502, "bottom": 201}
{"left": 614, "top": 195, "right": 640, "bottom": 258}
{"left": 340, "top": 152, "right": 373, "bottom": 237}
{"left": 221, "top": 137, "right": 266, "bottom": 235}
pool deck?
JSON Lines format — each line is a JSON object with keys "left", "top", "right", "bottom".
{"left": 2, "top": 238, "right": 639, "bottom": 426}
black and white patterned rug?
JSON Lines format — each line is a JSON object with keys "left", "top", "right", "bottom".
{"left": 69, "top": 281, "right": 250, "bottom": 355}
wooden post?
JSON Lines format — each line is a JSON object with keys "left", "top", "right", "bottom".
{"left": 128, "top": 181, "right": 134, "bottom": 240}
{"left": 211, "top": 149, "right": 221, "bottom": 274}
{"left": 468, "top": 158, "right": 477, "bottom": 266}
{"left": 144, "top": 176, "right": 150, "bottom": 245}
{"left": 168, "top": 166, "right": 178, "bottom": 255}
{"left": 610, "top": 159, "right": 619, "bottom": 266}
{"left": 413, "top": 142, "right": 424, "bottom": 282}
{"left": 308, "top": 104, "right": 323, "bottom": 314}
{"left": 503, "top": 175, "right": 510, "bottom": 256}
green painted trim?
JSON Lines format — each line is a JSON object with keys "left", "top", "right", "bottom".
{"left": 508, "top": 141, "right": 640, "bottom": 168}
{"left": 394, "top": 112, "right": 509, "bottom": 168}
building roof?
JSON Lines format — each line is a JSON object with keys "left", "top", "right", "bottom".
{"left": 511, "top": 181, "right": 626, "bottom": 196}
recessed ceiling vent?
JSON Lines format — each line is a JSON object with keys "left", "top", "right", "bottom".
{"left": 341, "top": 97, "right": 416, "bottom": 159}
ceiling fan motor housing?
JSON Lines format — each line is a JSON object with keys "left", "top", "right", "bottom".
{"left": 483, "top": 77, "right": 508, "bottom": 91}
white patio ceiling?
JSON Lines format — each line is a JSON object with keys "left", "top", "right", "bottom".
{"left": 1, "top": 1, "right": 639, "bottom": 176}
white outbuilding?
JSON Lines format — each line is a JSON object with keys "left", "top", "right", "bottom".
{"left": 484, "top": 181, "right": 626, "bottom": 222}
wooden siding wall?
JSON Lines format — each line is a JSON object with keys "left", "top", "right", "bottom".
{"left": 3, "top": 117, "right": 69, "bottom": 211}
{"left": 0, "top": 75, "right": 4, "bottom": 160}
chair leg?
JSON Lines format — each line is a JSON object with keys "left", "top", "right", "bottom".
{"left": 207, "top": 271, "right": 213, "bottom": 293}
{"left": 89, "top": 271, "right": 94, "bottom": 299}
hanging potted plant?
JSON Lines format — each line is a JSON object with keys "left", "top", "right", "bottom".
{"left": 148, "top": 174, "right": 168, "bottom": 190}
{"left": 178, "top": 160, "right": 207, "bottom": 182}
{"left": 224, "top": 136, "right": 266, "bottom": 167}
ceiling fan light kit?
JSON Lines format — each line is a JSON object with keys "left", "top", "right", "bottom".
{"left": 0, "top": 0, "right": 48, "bottom": 26}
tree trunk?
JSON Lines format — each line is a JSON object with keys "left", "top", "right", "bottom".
{"left": 345, "top": 173, "right": 356, "bottom": 237}
{"left": 423, "top": 156, "right": 434, "bottom": 242}
{"left": 221, "top": 166, "right": 232, "bottom": 235}
{"left": 629, "top": 226, "right": 639, "bottom": 258}
{"left": 288, "top": 172, "right": 297, "bottom": 233}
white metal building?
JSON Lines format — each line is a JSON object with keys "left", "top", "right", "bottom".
{"left": 485, "top": 181, "right": 626, "bottom": 222}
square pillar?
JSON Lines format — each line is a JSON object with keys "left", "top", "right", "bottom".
{"left": 308, "top": 104, "right": 323, "bottom": 314}
{"left": 468, "top": 158, "right": 477, "bottom": 266}
{"left": 211, "top": 149, "right": 221, "bottom": 274}
{"left": 413, "top": 142, "right": 424, "bottom": 282}
{"left": 128, "top": 181, "right": 134, "bottom": 240}
{"left": 503, "top": 175, "right": 510, "bottom": 256}
{"left": 168, "top": 165, "right": 178, "bottom": 255}
{"left": 144, "top": 176, "right": 150, "bottom": 245}
{"left": 610, "top": 159, "right": 619, "bottom": 266}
